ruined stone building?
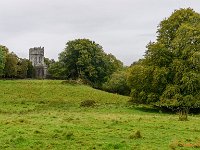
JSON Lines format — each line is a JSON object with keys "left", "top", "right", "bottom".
{"left": 29, "top": 47, "right": 47, "bottom": 78}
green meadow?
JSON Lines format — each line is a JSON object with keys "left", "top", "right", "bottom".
{"left": 0, "top": 80, "right": 199, "bottom": 150}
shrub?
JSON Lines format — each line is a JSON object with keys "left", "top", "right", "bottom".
{"left": 80, "top": 100, "right": 96, "bottom": 107}
{"left": 129, "top": 130, "right": 142, "bottom": 139}
{"left": 66, "top": 132, "right": 73, "bottom": 140}
{"left": 102, "top": 71, "right": 130, "bottom": 95}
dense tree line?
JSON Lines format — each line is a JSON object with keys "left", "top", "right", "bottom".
{"left": 0, "top": 45, "right": 34, "bottom": 79}
{"left": 127, "top": 8, "right": 200, "bottom": 120}
{"left": 0, "top": 39, "right": 124, "bottom": 85}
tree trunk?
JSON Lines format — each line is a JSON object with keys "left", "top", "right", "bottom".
{"left": 178, "top": 108, "right": 189, "bottom": 121}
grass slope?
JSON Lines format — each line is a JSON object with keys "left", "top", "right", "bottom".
{"left": 0, "top": 80, "right": 199, "bottom": 150}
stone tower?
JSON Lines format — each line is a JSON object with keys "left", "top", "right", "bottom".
{"left": 29, "top": 47, "right": 47, "bottom": 78}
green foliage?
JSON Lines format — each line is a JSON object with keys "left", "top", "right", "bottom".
{"left": 4, "top": 52, "right": 18, "bottom": 78}
{"left": 0, "top": 45, "right": 34, "bottom": 79}
{"left": 80, "top": 99, "right": 96, "bottom": 107}
{"left": 17, "top": 59, "right": 29, "bottom": 79}
{"left": 44, "top": 57, "right": 55, "bottom": 67}
{"left": 48, "top": 61, "right": 67, "bottom": 79}
{"left": 128, "top": 65, "right": 152, "bottom": 93}
{"left": 157, "top": 8, "right": 199, "bottom": 48}
{"left": 59, "top": 39, "right": 123, "bottom": 86}
{"left": 27, "top": 60, "right": 34, "bottom": 78}
{"left": 102, "top": 70, "right": 130, "bottom": 95}
{"left": 128, "top": 8, "right": 200, "bottom": 117}
{"left": 0, "top": 45, "right": 8, "bottom": 76}
{"left": 129, "top": 130, "right": 142, "bottom": 139}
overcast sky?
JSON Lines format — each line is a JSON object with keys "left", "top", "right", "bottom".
{"left": 0, "top": 0, "right": 200, "bottom": 65}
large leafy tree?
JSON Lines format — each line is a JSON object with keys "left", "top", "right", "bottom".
{"left": 0, "top": 50, "right": 4, "bottom": 76}
{"left": 128, "top": 8, "right": 200, "bottom": 120}
{"left": 0, "top": 47, "right": 5, "bottom": 76}
{"left": 27, "top": 60, "right": 34, "bottom": 78}
{"left": 17, "top": 58, "right": 29, "bottom": 78}
{"left": 59, "top": 39, "right": 123, "bottom": 86}
{"left": 4, "top": 52, "right": 18, "bottom": 78}
{"left": 0, "top": 45, "right": 8, "bottom": 76}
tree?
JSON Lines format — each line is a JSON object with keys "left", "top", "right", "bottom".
{"left": 4, "top": 52, "right": 18, "bottom": 78}
{"left": 17, "top": 58, "right": 29, "bottom": 78}
{"left": 27, "top": 60, "right": 34, "bottom": 78}
{"left": 128, "top": 8, "right": 200, "bottom": 120}
{"left": 102, "top": 70, "right": 130, "bottom": 95}
{"left": 0, "top": 46, "right": 34, "bottom": 79}
{"left": 0, "top": 45, "right": 8, "bottom": 77}
{"left": 44, "top": 58, "right": 55, "bottom": 67}
{"left": 48, "top": 61, "right": 67, "bottom": 79}
{"left": 59, "top": 39, "right": 123, "bottom": 86}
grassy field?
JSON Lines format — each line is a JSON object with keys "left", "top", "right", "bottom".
{"left": 0, "top": 80, "right": 200, "bottom": 150}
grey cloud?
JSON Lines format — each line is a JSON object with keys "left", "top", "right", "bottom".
{"left": 0, "top": 0, "right": 200, "bottom": 65}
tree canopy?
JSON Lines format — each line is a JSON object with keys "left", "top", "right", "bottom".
{"left": 128, "top": 8, "right": 200, "bottom": 120}
{"left": 0, "top": 45, "right": 34, "bottom": 79}
{"left": 0, "top": 45, "right": 6, "bottom": 76}
{"left": 58, "top": 39, "right": 123, "bottom": 86}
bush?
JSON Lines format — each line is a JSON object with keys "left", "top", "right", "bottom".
{"left": 62, "top": 131, "right": 74, "bottom": 140}
{"left": 102, "top": 71, "right": 130, "bottom": 95}
{"left": 80, "top": 100, "right": 96, "bottom": 107}
{"left": 129, "top": 130, "right": 142, "bottom": 139}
